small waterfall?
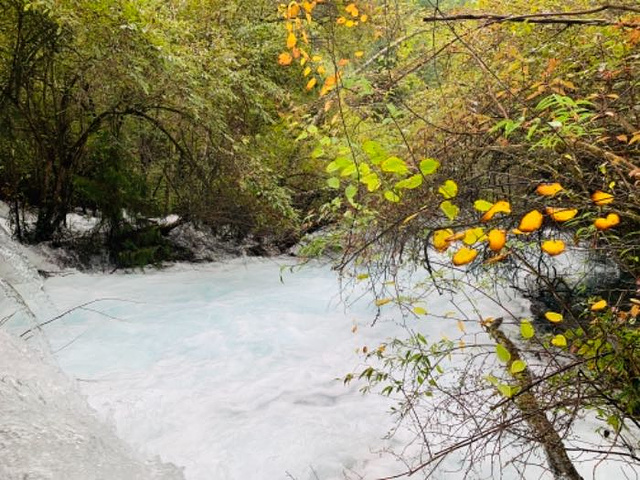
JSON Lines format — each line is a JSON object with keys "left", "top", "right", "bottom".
{"left": 0, "top": 206, "right": 184, "bottom": 480}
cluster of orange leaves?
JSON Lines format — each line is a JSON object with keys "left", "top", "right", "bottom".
{"left": 433, "top": 183, "right": 620, "bottom": 266}
{"left": 277, "top": 1, "right": 368, "bottom": 95}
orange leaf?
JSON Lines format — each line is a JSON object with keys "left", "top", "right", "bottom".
{"left": 336, "top": 16, "right": 346, "bottom": 24}
{"left": 591, "top": 190, "right": 614, "bottom": 206}
{"left": 481, "top": 200, "right": 511, "bottom": 222}
{"left": 287, "top": 2, "right": 300, "bottom": 18}
{"left": 345, "top": 3, "right": 359, "bottom": 16}
{"left": 278, "top": 52, "right": 293, "bottom": 66}
{"left": 545, "top": 207, "right": 577, "bottom": 222}
{"left": 541, "top": 239, "right": 565, "bottom": 256}
{"left": 488, "top": 229, "right": 506, "bottom": 252}
{"left": 338, "top": 58, "right": 349, "bottom": 67}
{"left": 518, "top": 210, "right": 543, "bottom": 232}
{"left": 536, "top": 182, "right": 563, "bottom": 196}
{"left": 594, "top": 213, "right": 620, "bottom": 230}
{"left": 452, "top": 247, "right": 478, "bottom": 266}
{"left": 484, "top": 253, "right": 509, "bottom": 265}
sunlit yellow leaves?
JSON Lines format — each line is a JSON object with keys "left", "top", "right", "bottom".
{"left": 541, "top": 239, "right": 565, "bottom": 256}
{"left": 474, "top": 199, "right": 493, "bottom": 212}
{"left": 303, "top": 66, "right": 311, "bottom": 76}
{"left": 360, "top": 14, "right": 368, "bottom": 22}
{"left": 305, "top": 77, "right": 317, "bottom": 90}
{"left": 438, "top": 179, "right": 458, "bottom": 199}
{"left": 594, "top": 213, "right": 620, "bottom": 230}
{"left": 354, "top": 51, "right": 364, "bottom": 58}
{"left": 440, "top": 201, "right": 459, "bottom": 221}
{"left": 463, "top": 227, "right": 486, "bottom": 245}
{"left": 452, "top": 247, "right": 478, "bottom": 266}
{"left": 551, "top": 334, "right": 567, "bottom": 347}
{"left": 278, "top": 52, "right": 293, "bottom": 66}
{"left": 419, "top": 158, "right": 440, "bottom": 175}
{"left": 488, "top": 229, "right": 506, "bottom": 252}
{"left": 546, "top": 207, "right": 578, "bottom": 222}
{"left": 345, "top": 3, "right": 359, "bottom": 17}
{"left": 481, "top": 200, "right": 511, "bottom": 222}
{"left": 375, "top": 298, "right": 392, "bottom": 307}
{"left": 286, "top": 32, "right": 297, "bottom": 49}
{"left": 317, "top": 65, "right": 326, "bottom": 75}
{"left": 591, "top": 190, "right": 614, "bottom": 205}
{"left": 381, "top": 156, "right": 408, "bottom": 175}
{"left": 301, "top": 1, "right": 314, "bottom": 13}
{"left": 433, "top": 229, "right": 454, "bottom": 252}
{"left": 545, "top": 311, "right": 563, "bottom": 323}
{"left": 536, "top": 182, "right": 563, "bottom": 196}
{"left": 518, "top": 209, "right": 543, "bottom": 232}
{"left": 591, "top": 299, "right": 608, "bottom": 311}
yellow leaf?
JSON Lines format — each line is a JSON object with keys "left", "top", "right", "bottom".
{"left": 433, "top": 229, "right": 454, "bottom": 252}
{"left": 452, "top": 247, "right": 478, "bottom": 266}
{"left": 481, "top": 200, "right": 511, "bottom": 222}
{"left": 303, "top": 66, "right": 311, "bottom": 76}
{"left": 305, "top": 77, "right": 317, "bottom": 90}
{"left": 546, "top": 207, "right": 578, "bottom": 222}
{"left": 591, "top": 190, "right": 614, "bottom": 206}
{"left": 457, "top": 320, "right": 466, "bottom": 333}
{"left": 317, "top": 65, "right": 326, "bottom": 75}
{"left": 345, "top": 3, "right": 359, "bottom": 16}
{"left": 463, "top": 227, "right": 486, "bottom": 245}
{"left": 536, "top": 182, "right": 563, "bottom": 196}
{"left": 545, "top": 311, "right": 563, "bottom": 323}
{"left": 594, "top": 213, "right": 620, "bottom": 230}
{"left": 354, "top": 50, "right": 364, "bottom": 58}
{"left": 413, "top": 306, "right": 427, "bottom": 315}
{"left": 336, "top": 16, "right": 346, "bottom": 24}
{"left": 345, "top": 20, "right": 356, "bottom": 27}
{"left": 286, "top": 32, "right": 297, "bottom": 49}
{"left": 278, "top": 52, "right": 293, "bottom": 66}
{"left": 488, "top": 229, "right": 506, "bottom": 252}
{"left": 360, "top": 14, "right": 368, "bottom": 22}
{"left": 375, "top": 298, "right": 392, "bottom": 307}
{"left": 551, "top": 334, "right": 567, "bottom": 347}
{"left": 541, "top": 239, "right": 565, "bottom": 256}
{"left": 591, "top": 299, "right": 608, "bottom": 311}
{"left": 312, "top": 55, "right": 322, "bottom": 62}
{"left": 518, "top": 210, "right": 543, "bottom": 232}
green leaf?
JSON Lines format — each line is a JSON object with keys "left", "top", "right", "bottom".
{"left": 497, "top": 384, "right": 520, "bottom": 398}
{"left": 384, "top": 190, "right": 400, "bottom": 203}
{"left": 440, "top": 201, "right": 459, "bottom": 221}
{"left": 362, "top": 140, "right": 387, "bottom": 165}
{"left": 419, "top": 158, "right": 440, "bottom": 175}
{"left": 327, "top": 177, "right": 340, "bottom": 189}
{"left": 438, "top": 179, "right": 458, "bottom": 199}
{"left": 361, "top": 173, "right": 381, "bottom": 192}
{"left": 311, "top": 147, "right": 325, "bottom": 158}
{"left": 381, "top": 156, "right": 409, "bottom": 175}
{"left": 510, "top": 360, "right": 526, "bottom": 374}
{"left": 395, "top": 174, "right": 423, "bottom": 190}
{"left": 345, "top": 184, "right": 357, "bottom": 201}
{"left": 326, "top": 156, "right": 352, "bottom": 173}
{"left": 520, "top": 321, "right": 535, "bottom": 339}
{"left": 474, "top": 199, "right": 493, "bottom": 212}
{"left": 496, "top": 344, "right": 511, "bottom": 363}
